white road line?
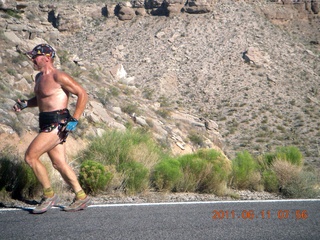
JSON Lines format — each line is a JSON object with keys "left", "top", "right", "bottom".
{"left": 1, "top": 199, "right": 320, "bottom": 211}
{"left": 91, "top": 198, "right": 320, "bottom": 208}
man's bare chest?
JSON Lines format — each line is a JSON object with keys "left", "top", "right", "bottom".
{"left": 35, "top": 76, "right": 62, "bottom": 98}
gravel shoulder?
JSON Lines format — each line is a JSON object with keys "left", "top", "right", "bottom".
{"left": 0, "top": 190, "right": 283, "bottom": 209}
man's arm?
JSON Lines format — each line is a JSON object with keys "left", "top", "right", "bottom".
{"left": 55, "top": 71, "right": 88, "bottom": 120}
{"left": 26, "top": 97, "right": 38, "bottom": 108}
{"left": 13, "top": 96, "right": 38, "bottom": 111}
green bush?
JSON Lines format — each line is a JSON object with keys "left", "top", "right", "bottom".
{"left": 263, "top": 146, "right": 303, "bottom": 166}
{"left": 79, "top": 160, "right": 112, "bottom": 194}
{"left": 171, "top": 149, "right": 231, "bottom": 195}
{"left": 196, "top": 149, "right": 231, "bottom": 195}
{"left": 262, "top": 170, "right": 279, "bottom": 192}
{"left": 118, "top": 161, "right": 149, "bottom": 194}
{"left": 231, "top": 150, "right": 261, "bottom": 190}
{"left": 79, "top": 128, "right": 166, "bottom": 194}
{"left": 13, "top": 163, "right": 40, "bottom": 199}
{"left": 0, "top": 148, "right": 41, "bottom": 200}
{"left": 152, "top": 158, "right": 182, "bottom": 191}
{"left": 176, "top": 155, "right": 207, "bottom": 192}
{"left": 275, "top": 146, "right": 303, "bottom": 166}
{"left": 81, "top": 129, "right": 162, "bottom": 166}
{"left": 0, "top": 156, "right": 15, "bottom": 192}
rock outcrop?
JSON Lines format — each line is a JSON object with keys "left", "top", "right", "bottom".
{"left": 0, "top": 0, "right": 319, "bottom": 167}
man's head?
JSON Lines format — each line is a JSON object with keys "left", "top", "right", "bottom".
{"left": 27, "top": 44, "right": 56, "bottom": 60}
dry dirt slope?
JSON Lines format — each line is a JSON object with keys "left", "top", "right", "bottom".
{"left": 57, "top": 1, "right": 320, "bottom": 165}
{"left": 0, "top": 0, "right": 320, "bottom": 168}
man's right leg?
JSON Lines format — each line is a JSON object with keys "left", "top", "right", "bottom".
{"left": 47, "top": 144, "right": 91, "bottom": 212}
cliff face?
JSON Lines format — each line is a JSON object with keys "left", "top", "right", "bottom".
{"left": 0, "top": 0, "right": 319, "bottom": 167}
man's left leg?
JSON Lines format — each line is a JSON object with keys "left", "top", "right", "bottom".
{"left": 48, "top": 144, "right": 91, "bottom": 211}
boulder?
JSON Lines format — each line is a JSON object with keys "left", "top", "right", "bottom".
{"left": 166, "top": 0, "right": 184, "bottom": 16}
{"left": 183, "top": 0, "right": 212, "bottom": 14}
{"left": 0, "top": 0, "right": 15, "bottom": 10}
{"left": 55, "top": 8, "right": 82, "bottom": 32}
{"left": 117, "top": 5, "right": 135, "bottom": 20}
{"left": 311, "top": 0, "right": 319, "bottom": 14}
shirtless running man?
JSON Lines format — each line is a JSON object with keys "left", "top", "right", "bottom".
{"left": 13, "top": 44, "right": 90, "bottom": 213}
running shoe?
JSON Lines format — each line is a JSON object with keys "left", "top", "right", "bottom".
{"left": 33, "top": 194, "right": 59, "bottom": 214}
{"left": 64, "top": 196, "right": 91, "bottom": 212}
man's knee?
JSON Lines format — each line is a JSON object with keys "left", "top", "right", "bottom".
{"left": 52, "top": 161, "right": 68, "bottom": 172}
{"left": 25, "top": 151, "right": 40, "bottom": 169}
{"left": 24, "top": 153, "right": 35, "bottom": 168}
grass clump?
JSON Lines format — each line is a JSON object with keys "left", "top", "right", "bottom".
{"left": 201, "top": 149, "right": 231, "bottom": 194}
{"left": 79, "top": 160, "right": 112, "bottom": 195}
{"left": 176, "top": 149, "right": 231, "bottom": 195}
{"left": 281, "top": 171, "right": 320, "bottom": 198}
{"left": 118, "top": 161, "right": 149, "bottom": 194}
{"left": 175, "top": 155, "right": 207, "bottom": 192}
{"left": 152, "top": 158, "right": 182, "bottom": 191}
{"left": 271, "top": 158, "right": 320, "bottom": 198}
{"left": 0, "top": 148, "right": 41, "bottom": 200}
{"left": 262, "top": 169, "right": 279, "bottom": 192}
{"left": 81, "top": 128, "right": 162, "bottom": 166}
{"left": 188, "top": 131, "right": 204, "bottom": 147}
{"left": 79, "top": 128, "right": 164, "bottom": 194}
{"left": 258, "top": 146, "right": 319, "bottom": 198}
{"left": 263, "top": 146, "right": 303, "bottom": 166}
{"left": 231, "top": 151, "right": 262, "bottom": 190}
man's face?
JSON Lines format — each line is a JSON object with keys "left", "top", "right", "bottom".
{"left": 31, "top": 55, "right": 46, "bottom": 70}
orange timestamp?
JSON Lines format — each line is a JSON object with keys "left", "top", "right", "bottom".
{"left": 212, "top": 209, "right": 308, "bottom": 220}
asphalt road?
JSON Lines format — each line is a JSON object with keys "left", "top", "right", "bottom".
{"left": 0, "top": 199, "right": 319, "bottom": 240}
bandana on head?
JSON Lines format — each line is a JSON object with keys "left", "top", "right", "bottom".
{"left": 27, "top": 44, "right": 56, "bottom": 59}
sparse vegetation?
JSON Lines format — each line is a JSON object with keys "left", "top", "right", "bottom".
{"left": 79, "top": 160, "right": 113, "bottom": 195}
{"left": 188, "top": 131, "right": 204, "bottom": 147}
{"left": 231, "top": 151, "right": 261, "bottom": 190}
{"left": 152, "top": 158, "right": 182, "bottom": 191}
{"left": 0, "top": 147, "right": 41, "bottom": 200}
{"left": 0, "top": 0, "right": 320, "bottom": 204}
{"left": 121, "top": 103, "right": 139, "bottom": 116}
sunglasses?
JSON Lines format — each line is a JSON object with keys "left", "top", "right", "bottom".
{"left": 31, "top": 54, "right": 43, "bottom": 59}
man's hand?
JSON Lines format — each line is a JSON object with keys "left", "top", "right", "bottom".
{"left": 65, "top": 117, "right": 78, "bottom": 132}
{"left": 13, "top": 99, "right": 28, "bottom": 111}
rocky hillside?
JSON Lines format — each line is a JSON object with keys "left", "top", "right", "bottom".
{"left": 0, "top": 0, "right": 319, "bottom": 168}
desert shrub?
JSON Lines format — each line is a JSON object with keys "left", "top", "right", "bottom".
{"left": 196, "top": 149, "right": 231, "bottom": 180}
{"left": 175, "top": 155, "right": 208, "bottom": 192}
{"left": 231, "top": 150, "right": 261, "bottom": 190}
{"left": 12, "top": 162, "right": 41, "bottom": 199}
{"left": 271, "top": 158, "right": 301, "bottom": 188}
{"left": 81, "top": 128, "right": 162, "bottom": 167}
{"left": 271, "top": 158, "right": 319, "bottom": 198}
{"left": 118, "top": 161, "right": 149, "bottom": 194}
{"left": 79, "top": 160, "right": 112, "bottom": 194}
{"left": 188, "top": 131, "right": 204, "bottom": 147}
{"left": 0, "top": 148, "right": 41, "bottom": 199}
{"left": 263, "top": 152, "right": 276, "bottom": 166}
{"left": 79, "top": 128, "right": 167, "bottom": 194}
{"left": 263, "top": 146, "right": 303, "bottom": 166}
{"left": 262, "top": 170, "right": 279, "bottom": 192}
{"left": 121, "top": 103, "right": 139, "bottom": 115}
{"left": 195, "top": 149, "right": 231, "bottom": 195}
{"left": 274, "top": 146, "right": 303, "bottom": 166}
{"left": 281, "top": 171, "right": 320, "bottom": 198}
{"left": 0, "top": 155, "right": 15, "bottom": 192}
{"left": 152, "top": 158, "right": 182, "bottom": 191}
{"left": 96, "top": 88, "right": 109, "bottom": 105}
{"left": 172, "top": 149, "right": 231, "bottom": 195}
{"left": 80, "top": 130, "right": 129, "bottom": 165}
